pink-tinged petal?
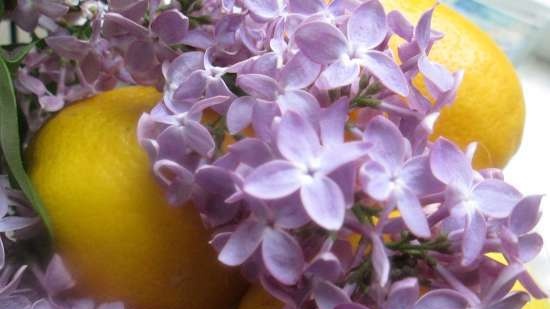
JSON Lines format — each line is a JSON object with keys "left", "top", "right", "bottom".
{"left": 462, "top": 210, "right": 487, "bottom": 266}
{"left": 361, "top": 51, "right": 409, "bottom": 96}
{"left": 472, "top": 179, "right": 522, "bottom": 218}
{"left": 430, "top": 138, "right": 473, "bottom": 190}
{"left": 228, "top": 138, "right": 273, "bottom": 167}
{"left": 126, "top": 40, "right": 156, "bottom": 73}
{"left": 195, "top": 166, "right": 236, "bottom": 197}
{"left": 152, "top": 160, "right": 194, "bottom": 203}
{"left": 219, "top": 220, "right": 267, "bottom": 266}
{"left": 181, "top": 28, "right": 215, "bottom": 49}
{"left": 320, "top": 97, "right": 348, "bottom": 146}
{"left": 313, "top": 280, "right": 351, "bottom": 309}
{"left": 317, "top": 58, "right": 361, "bottom": 90}
{"left": 44, "top": 255, "right": 75, "bottom": 295}
{"left": 371, "top": 233, "right": 390, "bottom": 286}
{"left": 165, "top": 51, "right": 204, "bottom": 84}
{"left": 301, "top": 176, "right": 346, "bottom": 230}
{"left": 17, "top": 71, "right": 47, "bottom": 95}
{"left": 262, "top": 228, "right": 304, "bottom": 285}
{"left": 348, "top": 0, "right": 387, "bottom": 49}
{"left": 364, "top": 116, "right": 405, "bottom": 172}
{"left": 401, "top": 155, "right": 444, "bottom": 197}
{"left": 182, "top": 120, "right": 216, "bottom": 157}
{"left": 319, "top": 142, "right": 370, "bottom": 175}
{"left": 386, "top": 278, "right": 420, "bottom": 309}
{"left": 280, "top": 52, "right": 322, "bottom": 90}
{"left": 289, "top": 0, "right": 325, "bottom": 14}
{"left": 414, "top": 289, "right": 469, "bottom": 309}
{"left": 276, "top": 90, "right": 321, "bottom": 125}
{"left": 388, "top": 10, "right": 414, "bottom": 41}
{"left": 306, "top": 252, "right": 343, "bottom": 282}
{"left": 227, "top": 96, "right": 257, "bottom": 134}
{"left": 45, "top": 36, "right": 90, "bottom": 61}
{"left": 486, "top": 292, "right": 530, "bottom": 309}
{"left": 395, "top": 187, "right": 431, "bottom": 238}
{"left": 518, "top": 233, "right": 544, "bottom": 263}
{"left": 244, "top": 160, "right": 304, "bottom": 199}
{"left": 418, "top": 55, "right": 454, "bottom": 92}
{"left": 277, "top": 111, "right": 321, "bottom": 165}
{"left": 509, "top": 195, "right": 543, "bottom": 235}
{"left": 294, "top": 22, "right": 348, "bottom": 65}
{"left": 484, "top": 263, "right": 524, "bottom": 304}
{"left": 103, "top": 12, "right": 149, "bottom": 38}
{"left": 151, "top": 10, "right": 189, "bottom": 45}
{"left": 237, "top": 74, "right": 279, "bottom": 100}
{"left": 415, "top": 6, "right": 435, "bottom": 52}
{"left": 244, "top": 0, "right": 283, "bottom": 20}
{"left": 361, "top": 161, "right": 392, "bottom": 201}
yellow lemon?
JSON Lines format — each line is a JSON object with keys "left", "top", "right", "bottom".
{"left": 383, "top": 0, "right": 525, "bottom": 169}
{"left": 28, "top": 86, "right": 247, "bottom": 309}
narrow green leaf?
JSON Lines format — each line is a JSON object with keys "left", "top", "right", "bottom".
{"left": 0, "top": 57, "right": 52, "bottom": 236}
{"left": 0, "top": 41, "right": 38, "bottom": 72}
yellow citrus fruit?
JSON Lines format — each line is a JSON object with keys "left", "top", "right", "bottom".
{"left": 28, "top": 86, "right": 247, "bottom": 309}
{"left": 383, "top": 0, "right": 525, "bottom": 169}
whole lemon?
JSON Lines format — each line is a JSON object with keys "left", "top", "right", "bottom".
{"left": 383, "top": 0, "right": 525, "bottom": 169}
{"left": 28, "top": 86, "right": 247, "bottom": 309}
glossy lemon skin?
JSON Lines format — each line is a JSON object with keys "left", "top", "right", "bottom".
{"left": 28, "top": 86, "right": 247, "bottom": 309}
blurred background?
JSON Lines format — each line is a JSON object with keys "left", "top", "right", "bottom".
{"left": 1, "top": 0, "right": 550, "bottom": 297}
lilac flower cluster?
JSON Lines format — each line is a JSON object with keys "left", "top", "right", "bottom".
{"left": 132, "top": 1, "right": 546, "bottom": 308}
{"left": 1, "top": 0, "right": 546, "bottom": 308}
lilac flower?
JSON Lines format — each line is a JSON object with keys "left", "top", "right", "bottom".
{"left": 430, "top": 138, "right": 522, "bottom": 266}
{"left": 244, "top": 111, "right": 369, "bottom": 230}
{"left": 360, "top": 116, "right": 443, "bottom": 238}
{"left": 294, "top": 1, "right": 409, "bottom": 94}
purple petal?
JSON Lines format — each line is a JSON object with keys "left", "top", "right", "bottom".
{"left": 35, "top": 0, "right": 69, "bottom": 18}
{"left": 401, "top": 155, "right": 444, "bottom": 197}
{"left": 252, "top": 102, "right": 280, "bottom": 143}
{"left": 165, "top": 51, "right": 204, "bottom": 85}
{"left": 277, "top": 111, "right": 321, "bottom": 166}
{"left": 237, "top": 74, "right": 279, "bottom": 100}
{"left": 227, "top": 96, "right": 257, "bottom": 134}
{"left": 276, "top": 90, "right": 321, "bottom": 124}
{"left": 335, "top": 305, "right": 371, "bottom": 309}
{"left": 462, "top": 210, "right": 487, "bottom": 266}
{"left": 44, "top": 255, "right": 75, "bottom": 295}
{"left": 418, "top": 55, "right": 454, "bottom": 92}
{"left": 126, "top": 40, "right": 156, "bottom": 73}
{"left": 228, "top": 138, "right": 273, "bottom": 167}
{"left": 195, "top": 166, "right": 236, "bottom": 197}
{"left": 484, "top": 263, "right": 524, "bottom": 304}
{"left": 38, "top": 95, "right": 65, "bottom": 112}
{"left": 317, "top": 58, "right": 361, "bottom": 90}
{"left": 364, "top": 116, "right": 405, "bottom": 172}
{"left": 0, "top": 216, "right": 40, "bottom": 232}
{"left": 430, "top": 138, "right": 473, "bottom": 190}
{"left": 395, "top": 187, "right": 431, "bottom": 238}
{"left": 17, "top": 71, "right": 47, "bottom": 96}
{"left": 472, "top": 179, "right": 522, "bottom": 218}
{"left": 151, "top": 10, "right": 189, "bottom": 45}
{"left": 361, "top": 161, "right": 392, "bottom": 201}
{"left": 244, "top": 160, "right": 303, "bottom": 199}
{"left": 289, "top": 0, "right": 325, "bottom": 14}
{"left": 294, "top": 22, "right": 348, "bottom": 65}
{"left": 219, "top": 220, "right": 267, "bottom": 266}
{"left": 518, "top": 271, "right": 548, "bottom": 299}
{"left": 371, "top": 233, "right": 390, "bottom": 286}
{"left": 244, "top": 0, "right": 283, "bottom": 20}
{"left": 518, "top": 233, "right": 544, "bottom": 263}
{"left": 509, "top": 195, "right": 543, "bottom": 235}
{"left": 272, "top": 194, "right": 310, "bottom": 229}
{"left": 262, "top": 228, "right": 304, "bottom": 285}
{"left": 182, "top": 120, "right": 215, "bottom": 157}
{"left": 320, "top": 97, "right": 348, "bottom": 146}
{"left": 388, "top": 10, "right": 414, "bottom": 41}
{"left": 280, "top": 52, "right": 322, "bottom": 90}
{"left": 348, "top": 0, "right": 387, "bottom": 49}
{"left": 414, "top": 289, "right": 469, "bottom": 309}
{"left": 415, "top": 7, "right": 435, "bottom": 52}
{"left": 306, "top": 253, "right": 343, "bottom": 282}
{"left": 152, "top": 160, "right": 194, "bottom": 203}
{"left": 319, "top": 142, "right": 370, "bottom": 175}
{"left": 189, "top": 95, "right": 230, "bottom": 116}
{"left": 486, "top": 292, "right": 530, "bottom": 309}
{"left": 1, "top": 296, "right": 32, "bottom": 309}
{"left": 97, "top": 302, "right": 125, "bottom": 309}
{"left": 361, "top": 51, "right": 409, "bottom": 96}
{"left": 45, "top": 36, "right": 90, "bottom": 61}
{"left": 103, "top": 12, "right": 149, "bottom": 38}
{"left": 301, "top": 176, "right": 346, "bottom": 230}
{"left": 386, "top": 278, "right": 420, "bottom": 309}
{"left": 313, "top": 280, "right": 351, "bottom": 309}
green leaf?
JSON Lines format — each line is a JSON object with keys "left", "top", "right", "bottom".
{"left": 0, "top": 41, "right": 38, "bottom": 72}
{"left": 0, "top": 1, "right": 4, "bottom": 18}
{"left": 0, "top": 57, "right": 52, "bottom": 236}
